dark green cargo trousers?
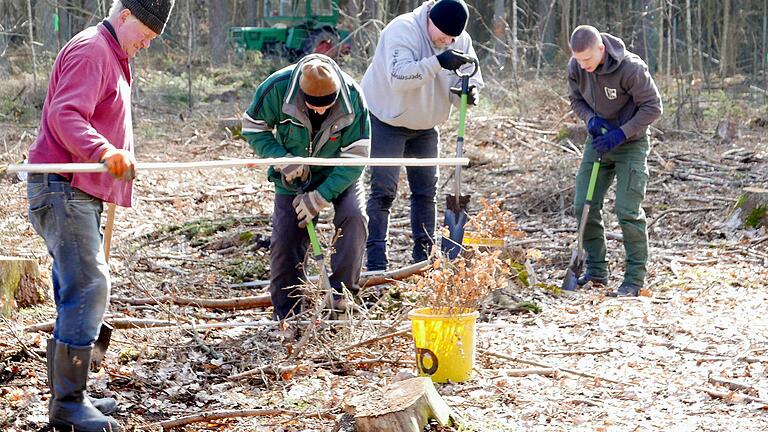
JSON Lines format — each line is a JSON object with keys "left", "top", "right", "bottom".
{"left": 574, "top": 136, "right": 650, "bottom": 286}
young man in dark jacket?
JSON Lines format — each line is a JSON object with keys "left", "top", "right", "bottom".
{"left": 26, "top": 1, "right": 175, "bottom": 430}
{"left": 567, "top": 25, "right": 663, "bottom": 297}
{"left": 242, "top": 54, "right": 370, "bottom": 321}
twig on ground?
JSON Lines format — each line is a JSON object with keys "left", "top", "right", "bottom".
{"left": 339, "top": 327, "right": 410, "bottom": 352}
{"left": 154, "top": 408, "right": 335, "bottom": 430}
{"left": 480, "top": 350, "right": 633, "bottom": 385}
{"left": 528, "top": 347, "right": 613, "bottom": 356}
{"left": 695, "top": 386, "right": 768, "bottom": 405}
{"left": 708, "top": 375, "right": 756, "bottom": 393}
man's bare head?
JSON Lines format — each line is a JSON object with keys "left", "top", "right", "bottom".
{"left": 570, "top": 25, "right": 605, "bottom": 73}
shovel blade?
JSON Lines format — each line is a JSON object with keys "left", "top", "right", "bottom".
{"left": 561, "top": 267, "right": 580, "bottom": 291}
{"left": 441, "top": 194, "right": 471, "bottom": 259}
{"left": 561, "top": 249, "right": 585, "bottom": 291}
{"left": 91, "top": 322, "right": 113, "bottom": 370}
{"left": 441, "top": 209, "right": 468, "bottom": 259}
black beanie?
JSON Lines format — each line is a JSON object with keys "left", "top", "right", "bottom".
{"left": 122, "top": 0, "right": 175, "bottom": 35}
{"left": 428, "top": 0, "right": 469, "bottom": 37}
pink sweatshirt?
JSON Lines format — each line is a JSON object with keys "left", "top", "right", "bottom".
{"left": 29, "top": 23, "right": 134, "bottom": 207}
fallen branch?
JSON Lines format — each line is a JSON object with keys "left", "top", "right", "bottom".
{"left": 360, "top": 260, "right": 430, "bottom": 287}
{"left": 504, "top": 368, "right": 558, "bottom": 377}
{"left": 339, "top": 328, "right": 410, "bottom": 352}
{"left": 708, "top": 375, "right": 756, "bottom": 393}
{"left": 155, "top": 408, "right": 335, "bottom": 430}
{"left": 110, "top": 294, "right": 272, "bottom": 310}
{"left": 528, "top": 347, "right": 613, "bottom": 356}
{"left": 229, "top": 363, "right": 307, "bottom": 381}
{"left": 22, "top": 318, "right": 401, "bottom": 334}
{"left": 480, "top": 350, "right": 632, "bottom": 385}
{"left": 695, "top": 386, "right": 768, "bottom": 405}
{"left": 647, "top": 206, "right": 722, "bottom": 229}
{"left": 230, "top": 260, "right": 430, "bottom": 290}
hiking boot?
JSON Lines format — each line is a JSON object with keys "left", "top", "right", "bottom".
{"left": 268, "top": 323, "right": 300, "bottom": 342}
{"left": 577, "top": 273, "right": 608, "bottom": 287}
{"left": 329, "top": 297, "right": 359, "bottom": 320}
{"left": 607, "top": 281, "right": 641, "bottom": 297}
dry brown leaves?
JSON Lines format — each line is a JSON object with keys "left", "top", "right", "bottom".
{"left": 412, "top": 198, "right": 521, "bottom": 314}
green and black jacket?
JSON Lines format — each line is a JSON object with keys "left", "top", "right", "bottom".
{"left": 242, "top": 54, "right": 371, "bottom": 200}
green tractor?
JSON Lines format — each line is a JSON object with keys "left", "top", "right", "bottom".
{"left": 229, "top": 0, "right": 349, "bottom": 58}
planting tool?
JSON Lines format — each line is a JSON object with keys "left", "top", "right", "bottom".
{"left": 441, "top": 56, "right": 479, "bottom": 259}
{"left": 283, "top": 175, "right": 338, "bottom": 358}
{"left": 281, "top": 175, "right": 335, "bottom": 314}
{"left": 561, "top": 155, "right": 602, "bottom": 291}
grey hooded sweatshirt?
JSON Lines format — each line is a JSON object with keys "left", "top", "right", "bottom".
{"left": 361, "top": 0, "right": 484, "bottom": 130}
{"left": 567, "top": 33, "right": 662, "bottom": 141}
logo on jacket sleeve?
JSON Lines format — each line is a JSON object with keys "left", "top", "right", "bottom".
{"left": 604, "top": 87, "right": 617, "bottom": 100}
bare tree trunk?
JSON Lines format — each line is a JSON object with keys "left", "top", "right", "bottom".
{"left": 535, "top": 0, "right": 556, "bottom": 78}
{"left": 658, "top": 0, "right": 664, "bottom": 76}
{"left": 26, "top": 0, "right": 37, "bottom": 94}
{"left": 685, "top": 0, "right": 693, "bottom": 74}
{"left": 511, "top": 0, "right": 518, "bottom": 76}
{"left": 187, "top": 0, "right": 194, "bottom": 110}
{"left": 697, "top": 0, "right": 704, "bottom": 77}
{"left": 364, "top": 0, "right": 376, "bottom": 21}
{"left": 493, "top": 0, "right": 506, "bottom": 69}
{"left": 209, "top": 0, "right": 229, "bottom": 64}
{"left": 560, "top": 0, "right": 571, "bottom": 52}
{"left": 720, "top": 0, "right": 730, "bottom": 77}
{"left": 666, "top": 1, "right": 672, "bottom": 79}
{"left": 34, "top": 0, "right": 57, "bottom": 52}
{"left": 245, "top": 0, "right": 258, "bottom": 26}
{"left": 763, "top": 0, "right": 767, "bottom": 99}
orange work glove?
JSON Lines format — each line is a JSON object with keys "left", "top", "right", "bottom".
{"left": 100, "top": 147, "right": 136, "bottom": 181}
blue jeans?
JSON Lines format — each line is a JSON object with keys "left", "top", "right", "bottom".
{"left": 27, "top": 175, "right": 110, "bottom": 347}
{"left": 366, "top": 116, "right": 439, "bottom": 270}
{"left": 270, "top": 181, "right": 368, "bottom": 320}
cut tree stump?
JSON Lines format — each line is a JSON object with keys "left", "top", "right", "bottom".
{"left": 345, "top": 377, "right": 452, "bottom": 432}
{"left": 724, "top": 187, "right": 768, "bottom": 230}
{"left": 0, "top": 257, "right": 49, "bottom": 315}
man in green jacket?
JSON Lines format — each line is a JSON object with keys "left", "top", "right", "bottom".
{"left": 242, "top": 54, "right": 371, "bottom": 320}
{"left": 567, "top": 25, "right": 663, "bottom": 297}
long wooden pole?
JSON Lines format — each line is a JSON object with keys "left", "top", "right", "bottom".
{"left": 7, "top": 157, "right": 470, "bottom": 174}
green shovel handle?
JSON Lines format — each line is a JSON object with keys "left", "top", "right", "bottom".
{"left": 585, "top": 160, "right": 600, "bottom": 202}
{"left": 306, "top": 219, "right": 322, "bottom": 258}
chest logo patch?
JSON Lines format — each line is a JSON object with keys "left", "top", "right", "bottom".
{"left": 604, "top": 87, "right": 617, "bottom": 100}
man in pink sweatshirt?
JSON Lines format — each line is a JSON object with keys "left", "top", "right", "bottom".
{"left": 26, "top": 1, "right": 174, "bottom": 431}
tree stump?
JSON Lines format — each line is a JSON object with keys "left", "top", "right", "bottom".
{"left": 724, "top": 187, "right": 768, "bottom": 230}
{"left": 345, "top": 377, "right": 452, "bottom": 432}
{"left": 0, "top": 257, "right": 49, "bottom": 316}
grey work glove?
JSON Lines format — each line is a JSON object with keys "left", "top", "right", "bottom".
{"left": 292, "top": 190, "right": 331, "bottom": 228}
{"left": 275, "top": 153, "right": 309, "bottom": 183}
{"left": 450, "top": 84, "right": 479, "bottom": 106}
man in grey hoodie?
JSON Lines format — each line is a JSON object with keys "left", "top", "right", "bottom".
{"left": 362, "top": 0, "right": 484, "bottom": 270}
{"left": 567, "top": 25, "right": 663, "bottom": 296}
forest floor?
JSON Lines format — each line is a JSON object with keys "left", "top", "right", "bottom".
{"left": 1, "top": 62, "right": 768, "bottom": 431}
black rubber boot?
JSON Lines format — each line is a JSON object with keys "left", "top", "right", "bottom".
{"left": 46, "top": 338, "right": 118, "bottom": 415}
{"left": 49, "top": 340, "right": 121, "bottom": 432}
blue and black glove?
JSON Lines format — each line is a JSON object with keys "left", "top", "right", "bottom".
{"left": 592, "top": 128, "right": 626, "bottom": 154}
{"left": 587, "top": 116, "right": 610, "bottom": 138}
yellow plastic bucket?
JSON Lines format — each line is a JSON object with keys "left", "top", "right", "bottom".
{"left": 408, "top": 307, "right": 479, "bottom": 383}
